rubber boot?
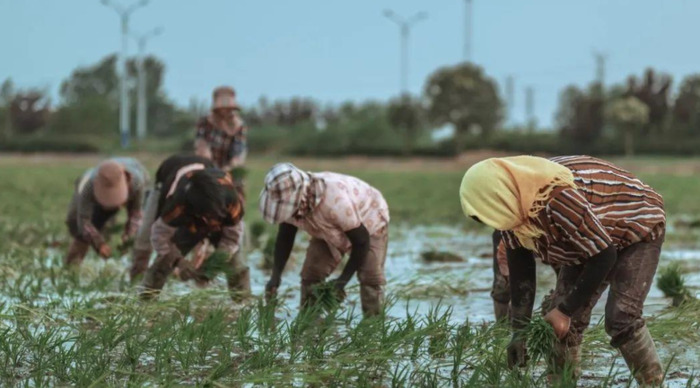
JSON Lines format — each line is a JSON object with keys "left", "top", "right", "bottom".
{"left": 65, "top": 239, "right": 89, "bottom": 267}
{"left": 226, "top": 266, "right": 252, "bottom": 303}
{"left": 140, "top": 254, "right": 177, "bottom": 301}
{"left": 548, "top": 342, "right": 581, "bottom": 383}
{"left": 360, "top": 284, "right": 384, "bottom": 317}
{"left": 129, "top": 249, "right": 151, "bottom": 282}
{"left": 618, "top": 326, "right": 664, "bottom": 386}
{"left": 493, "top": 300, "right": 510, "bottom": 322}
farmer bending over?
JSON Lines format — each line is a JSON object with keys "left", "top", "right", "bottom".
{"left": 260, "top": 163, "right": 390, "bottom": 317}
{"left": 460, "top": 155, "right": 666, "bottom": 385}
{"left": 65, "top": 158, "right": 149, "bottom": 266}
{"left": 134, "top": 154, "right": 249, "bottom": 302}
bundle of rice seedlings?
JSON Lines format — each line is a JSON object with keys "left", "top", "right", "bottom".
{"left": 250, "top": 221, "right": 267, "bottom": 248}
{"left": 420, "top": 250, "right": 465, "bottom": 263}
{"left": 311, "top": 282, "right": 343, "bottom": 313}
{"left": 657, "top": 263, "right": 694, "bottom": 307}
{"left": 526, "top": 315, "right": 556, "bottom": 365}
{"left": 199, "top": 251, "right": 231, "bottom": 279}
{"left": 259, "top": 236, "right": 276, "bottom": 271}
{"left": 229, "top": 167, "right": 249, "bottom": 180}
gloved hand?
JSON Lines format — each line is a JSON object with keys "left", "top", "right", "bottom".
{"left": 507, "top": 334, "right": 528, "bottom": 368}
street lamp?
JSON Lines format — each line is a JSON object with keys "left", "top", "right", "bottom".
{"left": 131, "top": 27, "right": 163, "bottom": 140}
{"left": 101, "top": 0, "right": 150, "bottom": 148}
{"left": 383, "top": 10, "right": 428, "bottom": 95}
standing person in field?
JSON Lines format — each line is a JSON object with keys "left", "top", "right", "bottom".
{"left": 131, "top": 154, "right": 250, "bottom": 302}
{"left": 260, "top": 163, "right": 390, "bottom": 317}
{"left": 65, "top": 158, "right": 149, "bottom": 266}
{"left": 194, "top": 86, "right": 248, "bottom": 189}
{"left": 460, "top": 155, "right": 666, "bottom": 385}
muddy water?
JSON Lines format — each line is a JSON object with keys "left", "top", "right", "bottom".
{"left": 234, "top": 225, "right": 697, "bottom": 387}
{"left": 29, "top": 225, "right": 699, "bottom": 387}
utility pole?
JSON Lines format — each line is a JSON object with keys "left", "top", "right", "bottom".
{"left": 525, "top": 86, "right": 535, "bottom": 132}
{"left": 102, "top": 0, "right": 150, "bottom": 148}
{"left": 593, "top": 51, "right": 608, "bottom": 87}
{"left": 384, "top": 10, "right": 428, "bottom": 95}
{"left": 463, "top": 0, "right": 473, "bottom": 62}
{"left": 505, "top": 75, "right": 515, "bottom": 125}
{"left": 132, "top": 27, "right": 163, "bottom": 140}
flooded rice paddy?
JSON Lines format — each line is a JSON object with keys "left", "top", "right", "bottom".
{"left": 1, "top": 224, "right": 698, "bottom": 386}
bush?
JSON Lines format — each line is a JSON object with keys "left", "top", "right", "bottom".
{"left": 0, "top": 134, "right": 102, "bottom": 153}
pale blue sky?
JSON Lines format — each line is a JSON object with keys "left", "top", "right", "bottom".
{"left": 2, "top": 0, "right": 699, "bottom": 127}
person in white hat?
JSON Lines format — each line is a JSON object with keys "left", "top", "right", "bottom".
{"left": 260, "top": 163, "right": 390, "bottom": 317}
{"left": 65, "top": 157, "right": 149, "bottom": 266}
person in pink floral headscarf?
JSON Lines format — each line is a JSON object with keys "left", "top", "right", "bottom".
{"left": 259, "top": 163, "right": 390, "bottom": 316}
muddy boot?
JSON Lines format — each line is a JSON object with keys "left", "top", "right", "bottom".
{"left": 129, "top": 249, "right": 151, "bottom": 282}
{"left": 360, "top": 284, "right": 384, "bottom": 317}
{"left": 493, "top": 300, "right": 510, "bottom": 322}
{"left": 618, "top": 326, "right": 664, "bottom": 386}
{"left": 140, "top": 254, "right": 177, "bottom": 301}
{"left": 548, "top": 342, "right": 581, "bottom": 383}
{"left": 65, "top": 239, "right": 89, "bottom": 267}
{"left": 226, "top": 266, "right": 252, "bottom": 303}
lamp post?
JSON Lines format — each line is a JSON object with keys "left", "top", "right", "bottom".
{"left": 132, "top": 27, "right": 163, "bottom": 140}
{"left": 384, "top": 10, "right": 428, "bottom": 95}
{"left": 101, "top": 0, "right": 150, "bottom": 148}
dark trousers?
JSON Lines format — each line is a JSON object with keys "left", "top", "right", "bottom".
{"left": 547, "top": 234, "right": 664, "bottom": 348}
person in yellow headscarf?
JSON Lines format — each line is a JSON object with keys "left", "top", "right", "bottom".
{"left": 461, "top": 155, "right": 666, "bottom": 385}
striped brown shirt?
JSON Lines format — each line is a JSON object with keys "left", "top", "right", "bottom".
{"left": 503, "top": 155, "right": 665, "bottom": 266}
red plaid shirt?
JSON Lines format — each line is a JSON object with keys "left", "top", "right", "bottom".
{"left": 195, "top": 116, "right": 248, "bottom": 169}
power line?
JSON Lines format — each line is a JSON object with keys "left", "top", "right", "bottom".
{"left": 101, "top": 0, "right": 150, "bottom": 149}
{"left": 383, "top": 10, "right": 428, "bottom": 96}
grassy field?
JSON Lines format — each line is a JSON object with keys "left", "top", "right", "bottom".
{"left": 0, "top": 153, "right": 699, "bottom": 387}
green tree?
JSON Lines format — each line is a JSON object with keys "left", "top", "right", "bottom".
{"left": 607, "top": 96, "right": 649, "bottom": 157}
{"left": 625, "top": 68, "right": 672, "bottom": 134}
{"left": 672, "top": 74, "right": 700, "bottom": 136}
{"left": 387, "top": 94, "right": 426, "bottom": 154}
{"left": 555, "top": 83, "right": 604, "bottom": 153}
{"left": 424, "top": 63, "right": 503, "bottom": 150}
{"left": 0, "top": 78, "right": 14, "bottom": 138}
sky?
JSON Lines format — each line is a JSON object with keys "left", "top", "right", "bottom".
{"left": 2, "top": 0, "right": 700, "bottom": 128}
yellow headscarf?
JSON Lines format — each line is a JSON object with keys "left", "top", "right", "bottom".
{"left": 459, "top": 156, "right": 576, "bottom": 251}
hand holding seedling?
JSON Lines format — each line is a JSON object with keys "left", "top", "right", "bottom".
{"left": 544, "top": 308, "right": 571, "bottom": 339}
{"left": 328, "top": 278, "right": 348, "bottom": 302}
{"left": 265, "top": 277, "right": 280, "bottom": 303}
{"left": 98, "top": 243, "right": 112, "bottom": 259}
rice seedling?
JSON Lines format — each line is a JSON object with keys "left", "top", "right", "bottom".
{"left": 657, "top": 263, "right": 695, "bottom": 306}
{"left": 198, "top": 250, "right": 232, "bottom": 279}
{"left": 526, "top": 315, "right": 557, "bottom": 366}
{"left": 421, "top": 250, "right": 465, "bottom": 263}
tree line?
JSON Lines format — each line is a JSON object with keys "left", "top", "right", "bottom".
{"left": 3, "top": 53, "right": 700, "bottom": 156}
